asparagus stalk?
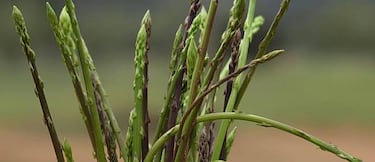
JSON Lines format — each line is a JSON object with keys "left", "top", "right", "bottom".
{"left": 146, "top": 112, "right": 362, "bottom": 162}
{"left": 93, "top": 78, "right": 118, "bottom": 162}
{"left": 125, "top": 109, "right": 136, "bottom": 162}
{"left": 212, "top": 0, "right": 257, "bottom": 159}
{"left": 133, "top": 10, "right": 151, "bottom": 161}
{"left": 65, "top": 0, "right": 106, "bottom": 161}
{"left": 133, "top": 19, "right": 146, "bottom": 162}
{"left": 175, "top": 1, "right": 218, "bottom": 161}
{"left": 62, "top": 139, "right": 75, "bottom": 162}
{"left": 154, "top": 1, "right": 201, "bottom": 161}
{"left": 12, "top": 6, "right": 65, "bottom": 162}
{"left": 46, "top": 3, "right": 95, "bottom": 150}
{"left": 219, "top": 29, "right": 241, "bottom": 160}
{"left": 164, "top": 25, "right": 183, "bottom": 162}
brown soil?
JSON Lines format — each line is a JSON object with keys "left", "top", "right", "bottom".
{"left": 0, "top": 126, "right": 373, "bottom": 162}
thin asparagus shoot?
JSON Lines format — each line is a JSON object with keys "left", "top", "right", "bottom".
{"left": 146, "top": 112, "right": 362, "bottom": 162}
{"left": 12, "top": 6, "right": 65, "bottom": 162}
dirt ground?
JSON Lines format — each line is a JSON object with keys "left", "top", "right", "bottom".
{"left": 0, "top": 125, "right": 373, "bottom": 162}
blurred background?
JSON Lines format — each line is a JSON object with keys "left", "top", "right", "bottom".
{"left": 1, "top": 0, "right": 374, "bottom": 161}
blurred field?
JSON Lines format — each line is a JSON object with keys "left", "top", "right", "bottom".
{"left": 1, "top": 125, "right": 374, "bottom": 162}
